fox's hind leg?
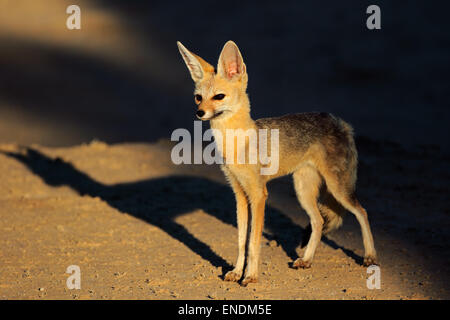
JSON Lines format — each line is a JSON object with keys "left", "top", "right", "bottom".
{"left": 322, "top": 170, "right": 377, "bottom": 266}
{"left": 292, "top": 165, "right": 324, "bottom": 268}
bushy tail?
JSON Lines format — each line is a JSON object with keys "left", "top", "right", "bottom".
{"left": 318, "top": 191, "right": 345, "bottom": 234}
{"left": 337, "top": 118, "right": 359, "bottom": 188}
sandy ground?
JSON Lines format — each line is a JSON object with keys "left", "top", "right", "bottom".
{"left": 0, "top": 138, "right": 448, "bottom": 300}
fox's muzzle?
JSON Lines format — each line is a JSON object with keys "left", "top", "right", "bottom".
{"left": 196, "top": 108, "right": 216, "bottom": 121}
{"left": 196, "top": 110, "right": 205, "bottom": 118}
{"left": 196, "top": 109, "right": 225, "bottom": 121}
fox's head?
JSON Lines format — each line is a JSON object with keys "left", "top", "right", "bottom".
{"left": 177, "top": 41, "right": 249, "bottom": 121}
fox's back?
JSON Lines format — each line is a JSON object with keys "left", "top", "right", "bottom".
{"left": 255, "top": 112, "right": 357, "bottom": 178}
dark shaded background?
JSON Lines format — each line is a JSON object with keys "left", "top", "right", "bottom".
{"left": 0, "top": 0, "right": 449, "bottom": 152}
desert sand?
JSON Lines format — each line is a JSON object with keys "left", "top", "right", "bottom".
{"left": 0, "top": 138, "right": 448, "bottom": 299}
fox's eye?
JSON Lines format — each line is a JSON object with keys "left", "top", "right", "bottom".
{"left": 213, "top": 94, "right": 225, "bottom": 100}
{"left": 194, "top": 94, "right": 202, "bottom": 102}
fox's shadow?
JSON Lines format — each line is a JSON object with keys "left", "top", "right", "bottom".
{"left": 1, "top": 148, "right": 362, "bottom": 273}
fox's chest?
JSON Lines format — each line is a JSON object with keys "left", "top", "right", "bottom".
{"left": 211, "top": 129, "right": 260, "bottom": 166}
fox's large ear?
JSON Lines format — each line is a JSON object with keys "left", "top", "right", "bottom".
{"left": 217, "top": 41, "right": 246, "bottom": 80}
{"left": 177, "top": 41, "right": 214, "bottom": 82}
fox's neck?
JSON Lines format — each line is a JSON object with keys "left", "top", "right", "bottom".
{"left": 210, "top": 95, "right": 255, "bottom": 133}
{"left": 209, "top": 95, "right": 255, "bottom": 162}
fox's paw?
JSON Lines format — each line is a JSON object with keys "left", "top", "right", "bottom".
{"left": 363, "top": 256, "right": 379, "bottom": 267}
{"left": 292, "top": 258, "right": 312, "bottom": 269}
{"left": 241, "top": 276, "right": 257, "bottom": 287}
{"left": 224, "top": 271, "right": 241, "bottom": 282}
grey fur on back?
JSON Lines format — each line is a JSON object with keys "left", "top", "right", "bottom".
{"left": 256, "top": 112, "right": 357, "bottom": 178}
{"left": 256, "top": 112, "right": 354, "bottom": 152}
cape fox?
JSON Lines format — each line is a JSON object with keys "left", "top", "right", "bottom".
{"left": 177, "top": 40, "right": 377, "bottom": 286}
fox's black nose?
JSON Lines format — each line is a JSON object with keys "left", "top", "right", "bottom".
{"left": 196, "top": 110, "right": 205, "bottom": 118}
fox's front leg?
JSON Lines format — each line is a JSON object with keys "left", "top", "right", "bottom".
{"left": 241, "top": 185, "right": 267, "bottom": 286}
{"left": 224, "top": 176, "right": 249, "bottom": 282}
